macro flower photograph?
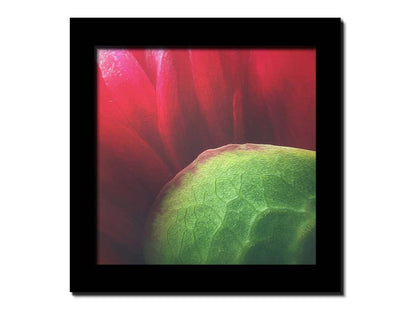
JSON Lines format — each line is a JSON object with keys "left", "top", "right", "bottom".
{"left": 97, "top": 48, "right": 316, "bottom": 265}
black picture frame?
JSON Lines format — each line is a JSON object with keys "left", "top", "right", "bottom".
{"left": 70, "top": 18, "right": 344, "bottom": 294}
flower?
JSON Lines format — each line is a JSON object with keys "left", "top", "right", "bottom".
{"left": 97, "top": 48, "right": 316, "bottom": 264}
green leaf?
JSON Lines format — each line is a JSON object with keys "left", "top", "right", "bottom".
{"left": 146, "top": 144, "right": 316, "bottom": 264}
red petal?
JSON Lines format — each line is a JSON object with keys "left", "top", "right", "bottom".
{"left": 98, "top": 199, "right": 147, "bottom": 264}
{"left": 97, "top": 66, "right": 174, "bottom": 263}
{"left": 219, "top": 49, "right": 250, "bottom": 90}
{"left": 130, "top": 49, "right": 162, "bottom": 87}
{"left": 189, "top": 50, "right": 233, "bottom": 146}
{"left": 145, "top": 49, "right": 162, "bottom": 86}
{"left": 97, "top": 49, "right": 164, "bottom": 156}
{"left": 98, "top": 113, "right": 173, "bottom": 201}
{"left": 171, "top": 50, "right": 212, "bottom": 154}
{"left": 129, "top": 49, "right": 147, "bottom": 73}
{"left": 98, "top": 67, "right": 172, "bottom": 198}
{"left": 152, "top": 50, "right": 188, "bottom": 171}
{"left": 248, "top": 49, "right": 316, "bottom": 150}
{"left": 232, "top": 90, "right": 245, "bottom": 143}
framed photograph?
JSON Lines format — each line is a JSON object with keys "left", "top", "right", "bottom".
{"left": 70, "top": 18, "right": 343, "bottom": 294}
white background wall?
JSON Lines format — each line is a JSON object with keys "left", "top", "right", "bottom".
{"left": 1, "top": 1, "right": 415, "bottom": 311}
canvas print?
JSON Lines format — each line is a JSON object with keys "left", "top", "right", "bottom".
{"left": 97, "top": 48, "right": 316, "bottom": 265}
